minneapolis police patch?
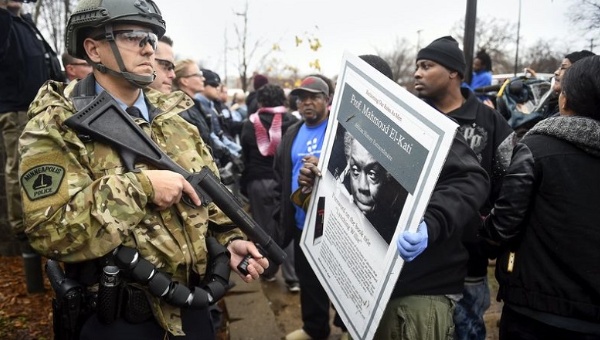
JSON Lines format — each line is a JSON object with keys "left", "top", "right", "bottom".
{"left": 21, "top": 164, "right": 65, "bottom": 201}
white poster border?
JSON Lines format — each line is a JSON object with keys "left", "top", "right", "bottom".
{"left": 300, "top": 52, "right": 458, "bottom": 339}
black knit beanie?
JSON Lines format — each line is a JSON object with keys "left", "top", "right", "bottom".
{"left": 417, "top": 36, "right": 466, "bottom": 78}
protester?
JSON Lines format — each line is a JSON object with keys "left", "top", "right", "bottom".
{"left": 219, "top": 84, "right": 244, "bottom": 142}
{"left": 240, "top": 84, "right": 299, "bottom": 288}
{"left": 297, "top": 54, "right": 490, "bottom": 340}
{"left": 413, "top": 35, "right": 514, "bottom": 340}
{"left": 230, "top": 91, "right": 248, "bottom": 121}
{"left": 480, "top": 55, "right": 600, "bottom": 339}
{"left": 549, "top": 50, "right": 596, "bottom": 115}
{"left": 274, "top": 75, "right": 346, "bottom": 340}
{"left": 18, "top": 0, "right": 268, "bottom": 337}
{"left": 470, "top": 50, "right": 492, "bottom": 90}
{"left": 246, "top": 73, "right": 269, "bottom": 115}
{"left": 310, "top": 73, "right": 336, "bottom": 110}
{"left": 62, "top": 52, "right": 93, "bottom": 83}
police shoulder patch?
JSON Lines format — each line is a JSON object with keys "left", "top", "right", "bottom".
{"left": 21, "top": 164, "right": 65, "bottom": 201}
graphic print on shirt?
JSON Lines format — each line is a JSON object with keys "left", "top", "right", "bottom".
{"left": 306, "top": 137, "right": 319, "bottom": 155}
{"left": 459, "top": 123, "right": 488, "bottom": 163}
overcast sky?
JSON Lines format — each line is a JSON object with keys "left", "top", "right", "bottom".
{"left": 150, "top": 1, "right": 589, "bottom": 80}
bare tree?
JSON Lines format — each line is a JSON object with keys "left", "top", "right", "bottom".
{"left": 453, "top": 17, "right": 517, "bottom": 73}
{"left": 570, "top": 0, "right": 600, "bottom": 31}
{"left": 32, "top": 0, "right": 77, "bottom": 55}
{"left": 569, "top": 0, "right": 600, "bottom": 50}
{"left": 521, "top": 39, "right": 563, "bottom": 73}
{"left": 231, "top": 1, "right": 276, "bottom": 92}
{"left": 376, "top": 38, "right": 416, "bottom": 88}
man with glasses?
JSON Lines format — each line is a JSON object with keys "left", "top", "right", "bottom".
{"left": 149, "top": 35, "right": 175, "bottom": 94}
{"left": 18, "top": 0, "right": 268, "bottom": 338}
{"left": 61, "top": 52, "right": 93, "bottom": 83}
{"left": 197, "top": 69, "right": 243, "bottom": 163}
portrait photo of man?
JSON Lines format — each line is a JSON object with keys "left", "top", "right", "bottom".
{"left": 328, "top": 125, "right": 408, "bottom": 244}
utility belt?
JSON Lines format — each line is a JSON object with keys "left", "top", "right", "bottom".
{"left": 96, "top": 267, "right": 154, "bottom": 325}
{"left": 48, "top": 237, "right": 232, "bottom": 338}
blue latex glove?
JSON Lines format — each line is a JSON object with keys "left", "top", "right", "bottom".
{"left": 397, "top": 221, "right": 429, "bottom": 262}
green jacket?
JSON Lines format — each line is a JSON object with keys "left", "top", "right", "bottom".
{"left": 19, "top": 78, "right": 243, "bottom": 335}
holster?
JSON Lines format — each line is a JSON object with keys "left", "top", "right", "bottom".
{"left": 96, "top": 284, "right": 153, "bottom": 325}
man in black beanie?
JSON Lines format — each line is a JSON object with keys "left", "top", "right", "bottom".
{"left": 414, "top": 36, "right": 516, "bottom": 340}
{"left": 416, "top": 36, "right": 466, "bottom": 78}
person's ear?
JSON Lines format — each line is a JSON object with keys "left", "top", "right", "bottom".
{"left": 83, "top": 37, "right": 102, "bottom": 64}
{"left": 179, "top": 76, "right": 190, "bottom": 88}
{"left": 561, "top": 94, "right": 571, "bottom": 111}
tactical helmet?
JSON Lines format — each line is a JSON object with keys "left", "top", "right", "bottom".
{"left": 66, "top": 0, "right": 166, "bottom": 59}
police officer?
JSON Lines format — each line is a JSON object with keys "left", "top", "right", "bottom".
{"left": 18, "top": 0, "right": 268, "bottom": 338}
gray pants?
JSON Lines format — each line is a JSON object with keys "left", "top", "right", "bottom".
{"left": 247, "top": 179, "right": 297, "bottom": 283}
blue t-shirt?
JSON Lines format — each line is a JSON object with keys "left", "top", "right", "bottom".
{"left": 291, "top": 119, "right": 328, "bottom": 229}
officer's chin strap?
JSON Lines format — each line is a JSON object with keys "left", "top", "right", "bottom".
{"left": 91, "top": 24, "right": 156, "bottom": 89}
{"left": 112, "top": 237, "right": 231, "bottom": 309}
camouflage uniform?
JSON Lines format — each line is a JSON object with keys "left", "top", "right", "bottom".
{"left": 19, "top": 79, "right": 244, "bottom": 335}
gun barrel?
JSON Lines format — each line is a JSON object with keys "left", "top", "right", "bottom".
{"left": 195, "top": 168, "right": 286, "bottom": 265}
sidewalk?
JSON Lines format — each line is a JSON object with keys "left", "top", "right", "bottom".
{"left": 224, "top": 271, "right": 344, "bottom": 339}
{"left": 224, "top": 264, "right": 502, "bottom": 339}
{"left": 224, "top": 274, "right": 283, "bottom": 340}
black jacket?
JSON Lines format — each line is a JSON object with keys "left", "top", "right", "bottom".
{"left": 0, "top": 10, "right": 49, "bottom": 113}
{"left": 392, "top": 133, "right": 489, "bottom": 298}
{"left": 448, "top": 88, "right": 515, "bottom": 277}
{"left": 179, "top": 98, "right": 213, "bottom": 150}
{"left": 482, "top": 116, "right": 600, "bottom": 329}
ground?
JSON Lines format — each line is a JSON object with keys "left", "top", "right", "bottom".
{"left": 0, "top": 255, "right": 501, "bottom": 340}
{"left": 0, "top": 256, "right": 53, "bottom": 340}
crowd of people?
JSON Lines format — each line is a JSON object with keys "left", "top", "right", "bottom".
{"left": 1, "top": 0, "right": 599, "bottom": 339}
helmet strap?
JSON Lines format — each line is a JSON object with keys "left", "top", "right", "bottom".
{"left": 93, "top": 24, "right": 156, "bottom": 88}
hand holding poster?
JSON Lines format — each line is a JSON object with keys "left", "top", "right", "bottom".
{"left": 300, "top": 52, "right": 459, "bottom": 339}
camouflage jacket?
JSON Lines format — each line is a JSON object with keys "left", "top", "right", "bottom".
{"left": 19, "top": 78, "right": 244, "bottom": 335}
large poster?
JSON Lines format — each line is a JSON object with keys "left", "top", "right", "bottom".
{"left": 300, "top": 53, "right": 458, "bottom": 339}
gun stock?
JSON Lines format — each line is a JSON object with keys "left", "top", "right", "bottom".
{"left": 64, "top": 91, "right": 286, "bottom": 265}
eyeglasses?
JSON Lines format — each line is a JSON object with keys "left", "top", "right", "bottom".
{"left": 93, "top": 30, "right": 158, "bottom": 51}
{"left": 69, "top": 62, "right": 91, "bottom": 67}
{"left": 155, "top": 58, "right": 175, "bottom": 72}
{"left": 181, "top": 72, "right": 204, "bottom": 79}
